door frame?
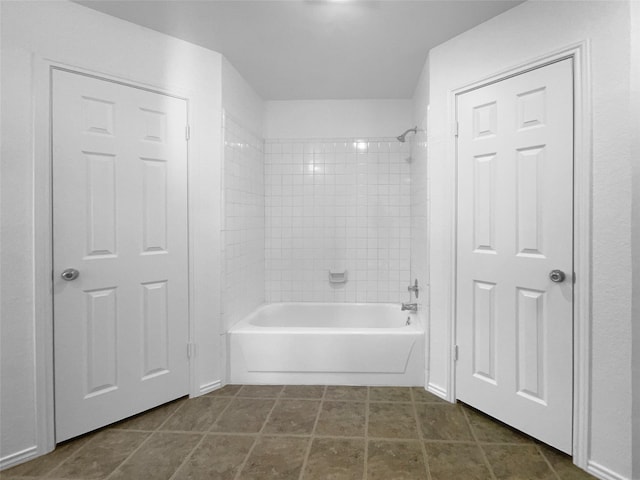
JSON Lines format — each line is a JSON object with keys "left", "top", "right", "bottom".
{"left": 32, "top": 59, "right": 199, "bottom": 455}
{"left": 445, "top": 42, "right": 592, "bottom": 467}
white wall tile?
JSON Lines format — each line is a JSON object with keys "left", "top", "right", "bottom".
{"left": 265, "top": 138, "right": 411, "bottom": 303}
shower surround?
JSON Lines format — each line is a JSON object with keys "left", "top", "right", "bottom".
{"left": 265, "top": 138, "right": 411, "bottom": 303}
{"left": 222, "top": 114, "right": 265, "bottom": 331}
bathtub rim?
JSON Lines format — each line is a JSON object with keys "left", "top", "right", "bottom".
{"left": 229, "top": 301, "right": 424, "bottom": 333}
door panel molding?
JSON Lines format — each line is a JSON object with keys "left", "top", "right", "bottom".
{"left": 441, "top": 41, "right": 592, "bottom": 469}
{"left": 30, "top": 58, "right": 198, "bottom": 464}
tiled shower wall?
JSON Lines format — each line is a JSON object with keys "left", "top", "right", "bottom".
{"left": 265, "top": 138, "right": 411, "bottom": 302}
{"left": 409, "top": 127, "right": 429, "bottom": 309}
{"left": 222, "top": 115, "right": 265, "bottom": 329}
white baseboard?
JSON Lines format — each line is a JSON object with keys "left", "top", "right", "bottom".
{"left": 426, "top": 382, "right": 448, "bottom": 401}
{"left": 199, "top": 380, "right": 222, "bottom": 396}
{"left": 587, "top": 460, "right": 630, "bottom": 480}
{"left": 0, "top": 445, "right": 38, "bottom": 471}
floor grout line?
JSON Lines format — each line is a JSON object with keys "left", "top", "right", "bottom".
{"left": 35, "top": 432, "right": 99, "bottom": 479}
{"left": 460, "top": 404, "right": 499, "bottom": 480}
{"left": 102, "top": 430, "right": 157, "bottom": 480}
{"left": 232, "top": 385, "right": 284, "bottom": 480}
{"left": 411, "top": 388, "right": 433, "bottom": 480}
{"left": 166, "top": 395, "right": 240, "bottom": 480}
{"left": 296, "top": 385, "right": 327, "bottom": 480}
{"left": 166, "top": 433, "right": 209, "bottom": 480}
{"left": 10, "top": 385, "right": 586, "bottom": 480}
{"left": 362, "top": 386, "right": 370, "bottom": 480}
{"left": 535, "top": 444, "right": 564, "bottom": 480}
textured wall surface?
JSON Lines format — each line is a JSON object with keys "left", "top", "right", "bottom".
{"left": 1, "top": 0, "right": 224, "bottom": 467}
{"left": 419, "top": 1, "right": 633, "bottom": 477}
{"left": 222, "top": 115, "right": 265, "bottom": 330}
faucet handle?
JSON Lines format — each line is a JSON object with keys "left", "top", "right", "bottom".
{"left": 407, "top": 279, "right": 419, "bottom": 298}
{"left": 401, "top": 303, "right": 418, "bottom": 312}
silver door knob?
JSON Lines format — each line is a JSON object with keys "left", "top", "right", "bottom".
{"left": 549, "top": 270, "right": 566, "bottom": 283}
{"left": 61, "top": 268, "right": 79, "bottom": 281}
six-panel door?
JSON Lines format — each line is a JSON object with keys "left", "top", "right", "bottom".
{"left": 52, "top": 70, "right": 189, "bottom": 441}
{"left": 456, "top": 59, "right": 574, "bottom": 453}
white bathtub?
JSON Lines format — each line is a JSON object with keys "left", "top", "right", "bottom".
{"left": 228, "top": 303, "right": 425, "bottom": 386}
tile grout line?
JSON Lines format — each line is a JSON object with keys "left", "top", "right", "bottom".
{"left": 232, "top": 385, "right": 285, "bottom": 480}
{"left": 362, "top": 386, "right": 370, "bottom": 480}
{"left": 103, "top": 430, "right": 157, "bottom": 480}
{"left": 534, "top": 444, "right": 563, "bottom": 480}
{"left": 460, "top": 405, "right": 499, "bottom": 480}
{"left": 411, "top": 388, "right": 434, "bottom": 480}
{"left": 35, "top": 432, "right": 98, "bottom": 479}
{"left": 166, "top": 433, "right": 208, "bottom": 480}
{"left": 296, "top": 385, "right": 327, "bottom": 480}
{"left": 153, "top": 397, "right": 191, "bottom": 432}
{"left": 166, "top": 393, "right": 241, "bottom": 480}
{"left": 44, "top": 397, "right": 189, "bottom": 480}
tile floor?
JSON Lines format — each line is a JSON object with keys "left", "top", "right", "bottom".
{"left": 2, "top": 385, "right": 595, "bottom": 480}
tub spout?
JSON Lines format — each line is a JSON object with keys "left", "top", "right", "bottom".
{"left": 401, "top": 303, "right": 417, "bottom": 312}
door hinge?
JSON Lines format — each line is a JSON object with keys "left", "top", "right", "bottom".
{"left": 185, "top": 125, "right": 191, "bottom": 141}
{"left": 454, "top": 345, "right": 459, "bottom": 362}
{"left": 187, "top": 342, "right": 196, "bottom": 359}
{"left": 454, "top": 121, "right": 459, "bottom": 137}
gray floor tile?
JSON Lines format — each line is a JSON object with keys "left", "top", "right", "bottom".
{"left": 281, "top": 385, "right": 325, "bottom": 399}
{"left": 325, "top": 386, "right": 367, "bottom": 401}
{"left": 211, "top": 398, "right": 275, "bottom": 433}
{"left": 368, "top": 402, "right": 418, "bottom": 439}
{"left": 173, "top": 434, "right": 255, "bottom": 480}
{"left": 302, "top": 438, "right": 365, "bottom": 480}
{"left": 538, "top": 446, "right": 597, "bottom": 479}
{"left": 160, "top": 397, "right": 230, "bottom": 432}
{"left": 463, "top": 406, "right": 533, "bottom": 444}
{"left": 368, "top": 440, "right": 428, "bottom": 480}
{"left": 239, "top": 436, "right": 308, "bottom": 480}
{"left": 416, "top": 403, "right": 474, "bottom": 441}
{"left": 237, "top": 385, "right": 284, "bottom": 398}
{"left": 483, "top": 444, "right": 556, "bottom": 480}
{"left": 425, "top": 442, "right": 492, "bottom": 480}
{"left": 263, "top": 399, "right": 320, "bottom": 435}
{"left": 315, "top": 401, "right": 366, "bottom": 437}
{"left": 108, "top": 432, "right": 201, "bottom": 480}
{"left": 48, "top": 430, "right": 149, "bottom": 479}
{"left": 369, "top": 386, "right": 412, "bottom": 403}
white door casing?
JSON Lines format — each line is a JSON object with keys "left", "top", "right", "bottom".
{"left": 455, "top": 59, "right": 573, "bottom": 453}
{"left": 52, "top": 69, "right": 189, "bottom": 441}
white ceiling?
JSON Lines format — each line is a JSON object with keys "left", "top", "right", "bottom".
{"left": 76, "top": 0, "right": 523, "bottom": 100}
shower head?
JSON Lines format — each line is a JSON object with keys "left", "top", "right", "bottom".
{"left": 397, "top": 126, "right": 418, "bottom": 143}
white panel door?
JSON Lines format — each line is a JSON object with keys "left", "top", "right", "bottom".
{"left": 53, "top": 70, "right": 189, "bottom": 441}
{"left": 456, "top": 59, "right": 573, "bottom": 453}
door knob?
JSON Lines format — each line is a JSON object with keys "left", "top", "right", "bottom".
{"left": 61, "top": 268, "right": 80, "bottom": 281}
{"left": 549, "top": 270, "right": 566, "bottom": 283}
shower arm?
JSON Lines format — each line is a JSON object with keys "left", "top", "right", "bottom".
{"left": 396, "top": 126, "right": 418, "bottom": 143}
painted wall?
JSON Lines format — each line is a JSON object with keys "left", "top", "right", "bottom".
{"left": 0, "top": 0, "right": 224, "bottom": 468}
{"left": 412, "top": 60, "right": 430, "bottom": 127}
{"left": 221, "top": 57, "right": 264, "bottom": 136}
{"left": 416, "top": 1, "right": 633, "bottom": 478}
{"left": 631, "top": 1, "right": 640, "bottom": 477}
{"left": 221, "top": 115, "right": 265, "bottom": 331}
{"left": 264, "top": 99, "right": 413, "bottom": 139}
{"left": 220, "top": 58, "right": 265, "bottom": 378}
{"left": 409, "top": 59, "right": 430, "bottom": 372}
